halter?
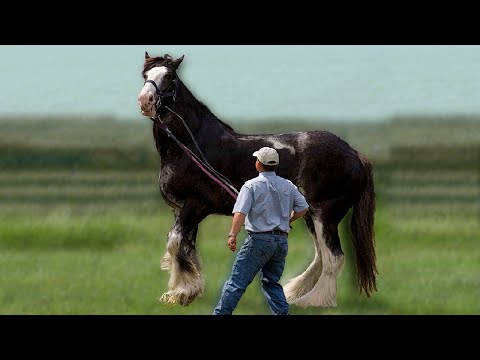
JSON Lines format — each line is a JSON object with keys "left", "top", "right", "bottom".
{"left": 144, "top": 76, "right": 178, "bottom": 111}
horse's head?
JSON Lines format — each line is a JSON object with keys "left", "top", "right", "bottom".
{"left": 137, "top": 52, "right": 184, "bottom": 118}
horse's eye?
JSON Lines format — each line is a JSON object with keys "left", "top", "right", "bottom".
{"left": 165, "top": 74, "right": 172, "bottom": 79}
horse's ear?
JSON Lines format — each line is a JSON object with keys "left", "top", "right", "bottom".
{"left": 145, "top": 51, "right": 150, "bottom": 60}
{"left": 172, "top": 55, "right": 184, "bottom": 70}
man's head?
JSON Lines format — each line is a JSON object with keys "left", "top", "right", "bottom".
{"left": 253, "top": 147, "right": 279, "bottom": 172}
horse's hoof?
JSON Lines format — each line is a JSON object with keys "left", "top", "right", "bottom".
{"left": 177, "top": 292, "right": 195, "bottom": 307}
{"left": 159, "top": 290, "right": 198, "bottom": 307}
{"left": 159, "top": 291, "right": 177, "bottom": 306}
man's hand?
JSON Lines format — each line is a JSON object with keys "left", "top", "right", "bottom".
{"left": 228, "top": 235, "right": 237, "bottom": 252}
{"left": 228, "top": 212, "right": 245, "bottom": 252}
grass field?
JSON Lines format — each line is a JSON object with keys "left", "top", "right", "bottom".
{"left": 1, "top": 116, "right": 479, "bottom": 314}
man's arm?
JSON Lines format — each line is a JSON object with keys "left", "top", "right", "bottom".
{"left": 290, "top": 208, "right": 308, "bottom": 225}
{"left": 290, "top": 184, "right": 309, "bottom": 226}
{"left": 228, "top": 212, "right": 246, "bottom": 252}
{"left": 229, "top": 212, "right": 246, "bottom": 236}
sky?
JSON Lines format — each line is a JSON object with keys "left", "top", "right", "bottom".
{"left": 2, "top": 45, "right": 480, "bottom": 122}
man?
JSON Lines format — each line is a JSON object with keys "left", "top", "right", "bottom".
{"left": 213, "top": 147, "right": 309, "bottom": 315}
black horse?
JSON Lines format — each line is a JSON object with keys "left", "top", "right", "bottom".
{"left": 137, "top": 52, "right": 377, "bottom": 307}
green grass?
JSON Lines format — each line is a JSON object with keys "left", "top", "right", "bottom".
{"left": 0, "top": 168, "right": 478, "bottom": 314}
{"left": 0, "top": 116, "right": 479, "bottom": 314}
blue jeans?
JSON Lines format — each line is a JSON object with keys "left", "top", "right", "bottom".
{"left": 213, "top": 233, "right": 289, "bottom": 315}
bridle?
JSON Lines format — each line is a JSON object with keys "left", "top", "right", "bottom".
{"left": 144, "top": 75, "right": 178, "bottom": 112}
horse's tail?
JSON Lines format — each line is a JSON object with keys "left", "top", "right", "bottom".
{"left": 350, "top": 152, "right": 378, "bottom": 296}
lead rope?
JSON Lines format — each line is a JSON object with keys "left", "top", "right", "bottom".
{"left": 150, "top": 114, "right": 239, "bottom": 200}
{"left": 164, "top": 105, "right": 239, "bottom": 192}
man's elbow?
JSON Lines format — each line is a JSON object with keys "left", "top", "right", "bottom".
{"left": 295, "top": 208, "right": 308, "bottom": 217}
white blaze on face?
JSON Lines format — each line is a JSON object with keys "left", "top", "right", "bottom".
{"left": 137, "top": 66, "right": 169, "bottom": 117}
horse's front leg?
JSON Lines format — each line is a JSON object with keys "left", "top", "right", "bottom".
{"left": 159, "top": 201, "right": 209, "bottom": 306}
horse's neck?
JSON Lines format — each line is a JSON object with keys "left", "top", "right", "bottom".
{"left": 153, "top": 85, "right": 229, "bottom": 162}
{"left": 157, "top": 81, "right": 235, "bottom": 147}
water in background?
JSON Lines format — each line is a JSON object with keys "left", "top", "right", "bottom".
{"left": 2, "top": 45, "right": 480, "bottom": 122}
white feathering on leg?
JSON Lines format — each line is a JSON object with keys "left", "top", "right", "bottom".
{"left": 159, "top": 228, "right": 204, "bottom": 306}
{"left": 283, "top": 226, "right": 323, "bottom": 301}
{"left": 290, "top": 217, "right": 344, "bottom": 308}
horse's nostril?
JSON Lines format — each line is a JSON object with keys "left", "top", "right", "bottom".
{"left": 149, "top": 95, "right": 153, "bottom": 102}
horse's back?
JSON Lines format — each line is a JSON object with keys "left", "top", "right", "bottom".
{"left": 236, "top": 129, "right": 366, "bottom": 202}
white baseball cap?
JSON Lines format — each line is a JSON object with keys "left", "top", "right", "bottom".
{"left": 252, "top": 147, "right": 279, "bottom": 166}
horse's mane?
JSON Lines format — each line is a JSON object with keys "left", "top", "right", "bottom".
{"left": 181, "top": 84, "right": 235, "bottom": 132}
{"left": 215, "top": 117, "right": 235, "bottom": 132}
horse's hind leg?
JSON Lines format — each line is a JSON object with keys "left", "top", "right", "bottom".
{"left": 283, "top": 212, "right": 323, "bottom": 302}
{"left": 292, "top": 196, "right": 352, "bottom": 307}
{"left": 159, "top": 201, "right": 208, "bottom": 306}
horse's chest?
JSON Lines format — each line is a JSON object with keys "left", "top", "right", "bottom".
{"left": 158, "top": 164, "right": 187, "bottom": 206}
